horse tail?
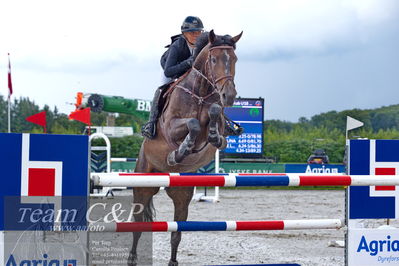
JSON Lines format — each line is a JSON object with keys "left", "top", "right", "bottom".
{"left": 144, "top": 198, "right": 156, "bottom": 222}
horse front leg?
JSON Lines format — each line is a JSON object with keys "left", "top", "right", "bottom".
{"left": 208, "top": 103, "right": 227, "bottom": 149}
{"left": 167, "top": 118, "right": 201, "bottom": 166}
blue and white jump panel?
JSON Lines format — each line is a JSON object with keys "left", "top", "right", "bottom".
{"left": 0, "top": 133, "right": 89, "bottom": 266}
{"left": 347, "top": 139, "right": 399, "bottom": 266}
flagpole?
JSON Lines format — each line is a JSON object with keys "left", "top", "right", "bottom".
{"left": 8, "top": 96, "right": 11, "bottom": 133}
{"left": 7, "top": 53, "right": 13, "bottom": 133}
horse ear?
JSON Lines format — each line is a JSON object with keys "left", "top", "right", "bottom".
{"left": 209, "top": 30, "right": 216, "bottom": 44}
{"left": 232, "top": 31, "right": 243, "bottom": 43}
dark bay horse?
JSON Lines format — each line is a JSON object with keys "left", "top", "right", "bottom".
{"left": 129, "top": 30, "right": 242, "bottom": 266}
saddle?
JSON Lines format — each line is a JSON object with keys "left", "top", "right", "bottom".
{"left": 158, "top": 71, "right": 191, "bottom": 116}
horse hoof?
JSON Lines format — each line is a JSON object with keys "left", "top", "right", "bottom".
{"left": 217, "top": 137, "right": 227, "bottom": 149}
{"left": 127, "top": 252, "right": 138, "bottom": 266}
{"left": 167, "top": 151, "right": 177, "bottom": 166}
{"left": 168, "top": 260, "right": 179, "bottom": 266}
{"left": 208, "top": 134, "right": 219, "bottom": 146}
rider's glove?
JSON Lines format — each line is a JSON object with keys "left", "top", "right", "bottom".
{"left": 185, "top": 56, "right": 194, "bottom": 67}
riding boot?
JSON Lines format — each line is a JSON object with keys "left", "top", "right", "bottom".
{"left": 141, "top": 88, "right": 162, "bottom": 139}
{"left": 224, "top": 115, "right": 244, "bottom": 136}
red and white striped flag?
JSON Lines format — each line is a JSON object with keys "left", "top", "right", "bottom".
{"left": 8, "top": 53, "right": 13, "bottom": 98}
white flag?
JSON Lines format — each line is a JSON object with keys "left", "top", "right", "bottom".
{"left": 346, "top": 116, "right": 364, "bottom": 131}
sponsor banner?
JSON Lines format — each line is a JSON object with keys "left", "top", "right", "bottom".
{"left": 3, "top": 231, "right": 87, "bottom": 266}
{"left": 0, "top": 133, "right": 89, "bottom": 230}
{"left": 348, "top": 228, "right": 399, "bottom": 266}
{"left": 196, "top": 161, "right": 285, "bottom": 174}
{"left": 0, "top": 133, "right": 89, "bottom": 265}
{"left": 111, "top": 161, "right": 285, "bottom": 174}
{"left": 219, "top": 163, "right": 285, "bottom": 174}
{"left": 285, "top": 164, "right": 345, "bottom": 174}
{"left": 349, "top": 140, "right": 399, "bottom": 219}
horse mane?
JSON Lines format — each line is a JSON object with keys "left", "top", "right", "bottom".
{"left": 193, "top": 31, "right": 236, "bottom": 60}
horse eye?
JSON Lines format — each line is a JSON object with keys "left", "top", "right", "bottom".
{"left": 211, "top": 57, "right": 217, "bottom": 64}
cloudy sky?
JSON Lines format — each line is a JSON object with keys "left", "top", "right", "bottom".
{"left": 0, "top": 0, "right": 398, "bottom": 121}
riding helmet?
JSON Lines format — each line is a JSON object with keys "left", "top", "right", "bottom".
{"left": 181, "top": 16, "right": 204, "bottom": 32}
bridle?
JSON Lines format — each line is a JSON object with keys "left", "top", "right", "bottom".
{"left": 206, "top": 45, "right": 235, "bottom": 89}
{"left": 175, "top": 45, "right": 235, "bottom": 105}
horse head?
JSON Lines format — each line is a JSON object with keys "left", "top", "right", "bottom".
{"left": 193, "top": 30, "right": 243, "bottom": 107}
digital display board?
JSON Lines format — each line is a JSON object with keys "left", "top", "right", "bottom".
{"left": 223, "top": 98, "right": 264, "bottom": 157}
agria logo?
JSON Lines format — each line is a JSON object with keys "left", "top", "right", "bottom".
{"left": 357, "top": 235, "right": 399, "bottom": 256}
{"left": 6, "top": 254, "right": 77, "bottom": 266}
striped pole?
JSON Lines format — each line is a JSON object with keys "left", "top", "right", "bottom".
{"left": 91, "top": 173, "right": 399, "bottom": 187}
{"left": 111, "top": 158, "right": 137, "bottom": 162}
{"left": 89, "top": 219, "right": 343, "bottom": 232}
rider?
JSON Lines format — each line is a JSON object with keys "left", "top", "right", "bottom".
{"left": 141, "top": 16, "right": 243, "bottom": 139}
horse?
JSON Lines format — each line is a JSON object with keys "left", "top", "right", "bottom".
{"left": 129, "top": 30, "right": 242, "bottom": 266}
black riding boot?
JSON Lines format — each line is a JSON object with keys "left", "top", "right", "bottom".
{"left": 224, "top": 115, "right": 244, "bottom": 136}
{"left": 141, "top": 88, "right": 162, "bottom": 139}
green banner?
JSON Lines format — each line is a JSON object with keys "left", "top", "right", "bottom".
{"left": 197, "top": 161, "right": 285, "bottom": 174}
{"left": 111, "top": 161, "right": 136, "bottom": 173}
{"left": 219, "top": 162, "right": 284, "bottom": 173}
{"left": 111, "top": 161, "right": 285, "bottom": 174}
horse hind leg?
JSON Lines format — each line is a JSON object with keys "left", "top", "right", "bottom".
{"left": 165, "top": 187, "right": 194, "bottom": 266}
{"left": 128, "top": 187, "right": 159, "bottom": 266}
{"left": 167, "top": 118, "right": 200, "bottom": 166}
{"left": 208, "top": 103, "right": 227, "bottom": 149}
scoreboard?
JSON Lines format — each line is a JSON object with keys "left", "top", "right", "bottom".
{"left": 223, "top": 98, "right": 264, "bottom": 157}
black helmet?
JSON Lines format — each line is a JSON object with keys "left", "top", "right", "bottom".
{"left": 181, "top": 16, "right": 204, "bottom": 32}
